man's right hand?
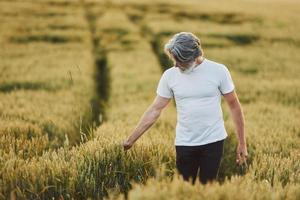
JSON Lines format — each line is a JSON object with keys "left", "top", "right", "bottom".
{"left": 122, "top": 139, "right": 133, "bottom": 151}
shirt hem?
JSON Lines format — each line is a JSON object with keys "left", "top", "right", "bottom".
{"left": 156, "top": 92, "right": 172, "bottom": 99}
{"left": 174, "top": 134, "right": 228, "bottom": 146}
{"left": 221, "top": 86, "right": 235, "bottom": 95}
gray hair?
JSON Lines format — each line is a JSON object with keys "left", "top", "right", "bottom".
{"left": 164, "top": 32, "right": 203, "bottom": 64}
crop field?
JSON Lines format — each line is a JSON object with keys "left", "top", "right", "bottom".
{"left": 0, "top": 0, "right": 299, "bottom": 199}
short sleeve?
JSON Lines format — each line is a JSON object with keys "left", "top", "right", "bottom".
{"left": 219, "top": 65, "right": 235, "bottom": 95}
{"left": 156, "top": 70, "right": 173, "bottom": 98}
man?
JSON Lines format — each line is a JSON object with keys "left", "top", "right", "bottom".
{"left": 122, "top": 32, "right": 248, "bottom": 185}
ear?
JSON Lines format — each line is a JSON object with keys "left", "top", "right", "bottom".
{"left": 195, "top": 56, "right": 201, "bottom": 63}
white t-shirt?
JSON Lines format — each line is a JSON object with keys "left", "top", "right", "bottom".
{"left": 156, "top": 58, "right": 235, "bottom": 146}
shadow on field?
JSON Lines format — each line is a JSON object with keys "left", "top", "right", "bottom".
{"left": 127, "top": 13, "right": 143, "bottom": 24}
{"left": 268, "top": 37, "right": 300, "bottom": 47}
{"left": 173, "top": 11, "right": 262, "bottom": 24}
{"left": 209, "top": 33, "right": 260, "bottom": 45}
{"left": 125, "top": 3, "right": 262, "bottom": 25}
{"left": 41, "top": 1, "right": 78, "bottom": 7}
{"left": 47, "top": 24, "right": 84, "bottom": 30}
{"left": 0, "top": 81, "right": 71, "bottom": 93}
{"left": 29, "top": 11, "right": 68, "bottom": 18}
{"left": 90, "top": 55, "right": 110, "bottom": 126}
{"left": 9, "top": 34, "right": 82, "bottom": 44}
{"left": 102, "top": 28, "right": 129, "bottom": 38}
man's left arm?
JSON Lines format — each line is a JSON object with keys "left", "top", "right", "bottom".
{"left": 222, "top": 90, "right": 248, "bottom": 165}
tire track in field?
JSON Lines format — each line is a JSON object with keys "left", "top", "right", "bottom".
{"left": 80, "top": 0, "right": 110, "bottom": 129}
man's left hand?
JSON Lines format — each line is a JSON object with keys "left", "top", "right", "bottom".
{"left": 236, "top": 142, "right": 248, "bottom": 166}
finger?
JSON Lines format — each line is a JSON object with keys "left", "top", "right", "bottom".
{"left": 124, "top": 145, "right": 130, "bottom": 151}
{"left": 240, "top": 156, "right": 245, "bottom": 165}
{"left": 236, "top": 152, "right": 242, "bottom": 165}
{"left": 241, "top": 154, "right": 248, "bottom": 165}
{"left": 236, "top": 156, "right": 240, "bottom": 165}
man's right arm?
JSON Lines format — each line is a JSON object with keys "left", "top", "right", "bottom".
{"left": 123, "top": 95, "right": 171, "bottom": 150}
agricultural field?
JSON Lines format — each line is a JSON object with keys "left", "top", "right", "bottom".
{"left": 0, "top": 0, "right": 299, "bottom": 199}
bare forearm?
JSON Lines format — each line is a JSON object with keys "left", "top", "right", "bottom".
{"left": 127, "top": 106, "right": 160, "bottom": 144}
{"left": 230, "top": 104, "right": 246, "bottom": 145}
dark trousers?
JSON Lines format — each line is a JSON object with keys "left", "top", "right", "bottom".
{"left": 175, "top": 139, "right": 225, "bottom": 185}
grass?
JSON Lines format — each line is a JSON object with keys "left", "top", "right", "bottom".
{"left": 0, "top": 0, "right": 97, "bottom": 154}
{"left": 0, "top": 0, "right": 299, "bottom": 199}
